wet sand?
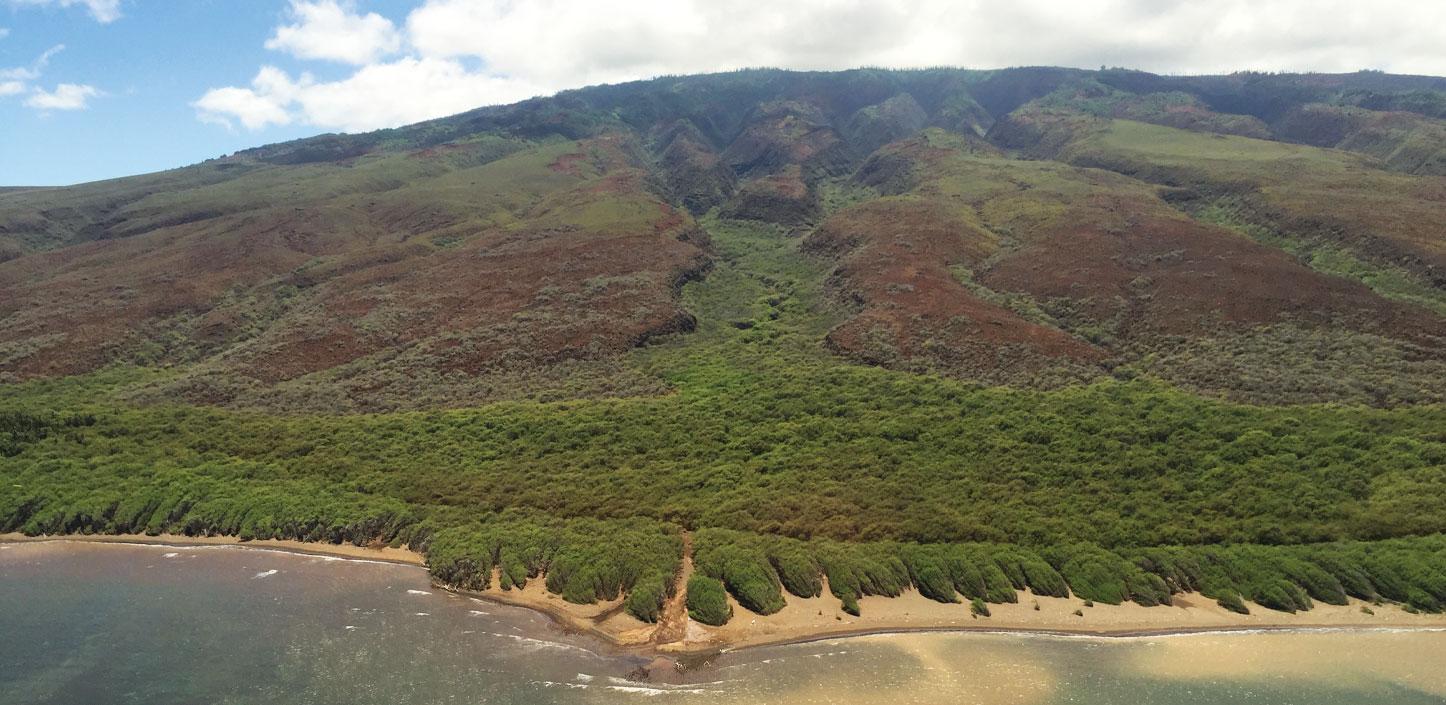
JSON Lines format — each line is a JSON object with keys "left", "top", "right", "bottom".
{"left": 1121, "top": 630, "right": 1446, "bottom": 699}
{"left": 0, "top": 533, "right": 424, "bottom": 566}
{"left": 7, "top": 532, "right": 1443, "bottom": 658}
{"left": 675, "top": 585, "right": 1446, "bottom": 653}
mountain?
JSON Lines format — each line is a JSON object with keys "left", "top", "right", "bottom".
{"left": 3, "top": 68, "right": 1445, "bottom": 628}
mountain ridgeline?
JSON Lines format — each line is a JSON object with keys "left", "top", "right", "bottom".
{"left": 2, "top": 67, "right": 1445, "bottom": 626}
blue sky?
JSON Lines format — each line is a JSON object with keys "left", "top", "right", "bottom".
{"left": 3, "top": 0, "right": 1444, "bottom": 187}
{"left": 1, "top": 1, "right": 414, "bottom": 185}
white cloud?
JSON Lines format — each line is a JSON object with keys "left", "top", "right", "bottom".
{"left": 404, "top": 0, "right": 1446, "bottom": 80}
{"left": 8, "top": 0, "right": 122, "bottom": 23}
{"left": 193, "top": 66, "right": 306, "bottom": 130}
{"left": 195, "top": 59, "right": 539, "bottom": 132}
{"left": 266, "top": 0, "right": 401, "bottom": 65}
{"left": 0, "top": 27, "right": 10, "bottom": 39}
{"left": 293, "top": 57, "right": 540, "bottom": 131}
{"left": 1, "top": 44, "right": 63, "bottom": 82}
{"left": 1, "top": 44, "right": 65, "bottom": 101}
{"left": 24, "top": 82, "right": 99, "bottom": 110}
{"left": 198, "top": 0, "right": 1446, "bottom": 134}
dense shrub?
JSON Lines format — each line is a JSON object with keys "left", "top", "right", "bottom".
{"left": 686, "top": 575, "right": 732, "bottom": 626}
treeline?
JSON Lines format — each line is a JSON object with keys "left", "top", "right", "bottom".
{"left": 0, "top": 462, "right": 421, "bottom": 546}
{"left": 0, "top": 466, "right": 686, "bottom": 623}
{"left": 425, "top": 516, "right": 682, "bottom": 622}
{"left": 687, "top": 529, "right": 1446, "bottom": 623}
{"left": 5, "top": 469, "right": 1443, "bottom": 625}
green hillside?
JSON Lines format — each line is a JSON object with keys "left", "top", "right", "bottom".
{"left": 3, "top": 67, "right": 1444, "bottom": 624}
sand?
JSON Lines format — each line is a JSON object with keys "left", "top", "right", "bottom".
{"left": 0, "top": 532, "right": 424, "bottom": 566}
{"left": 1122, "top": 629, "right": 1446, "bottom": 698}
{"left": 671, "top": 583, "right": 1446, "bottom": 653}
{"left": 6, "top": 532, "right": 1443, "bottom": 657}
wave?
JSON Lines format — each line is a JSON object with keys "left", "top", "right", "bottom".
{"left": 488, "top": 632, "right": 594, "bottom": 654}
{"left": 531, "top": 680, "right": 590, "bottom": 690}
{"left": 529, "top": 677, "right": 727, "bottom": 696}
{"left": 603, "top": 684, "right": 724, "bottom": 696}
{"left": 47, "top": 540, "right": 419, "bottom": 568}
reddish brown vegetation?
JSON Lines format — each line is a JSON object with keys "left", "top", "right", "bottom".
{"left": 806, "top": 198, "right": 1103, "bottom": 374}
{"left": 722, "top": 101, "right": 849, "bottom": 180}
{"left": 806, "top": 133, "right": 1441, "bottom": 377}
{"left": 0, "top": 137, "right": 710, "bottom": 396}
{"left": 722, "top": 165, "right": 818, "bottom": 226}
{"left": 3, "top": 69, "right": 1442, "bottom": 402}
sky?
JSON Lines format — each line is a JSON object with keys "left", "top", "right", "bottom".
{"left": 3, "top": 0, "right": 1446, "bottom": 186}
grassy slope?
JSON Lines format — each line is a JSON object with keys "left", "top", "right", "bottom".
{"left": 4, "top": 216, "right": 1446, "bottom": 619}
{"left": 3, "top": 68, "right": 1446, "bottom": 623}
{"left": 1066, "top": 119, "right": 1446, "bottom": 283}
{"left": 0, "top": 135, "right": 708, "bottom": 410}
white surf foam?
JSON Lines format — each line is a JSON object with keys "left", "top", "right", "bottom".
{"left": 603, "top": 684, "right": 721, "bottom": 696}
{"left": 533, "top": 680, "right": 590, "bottom": 690}
{"left": 489, "top": 632, "right": 593, "bottom": 654}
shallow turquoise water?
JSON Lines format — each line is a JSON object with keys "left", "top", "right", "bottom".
{"left": 2, "top": 541, "right": 1443, "bottom": 704}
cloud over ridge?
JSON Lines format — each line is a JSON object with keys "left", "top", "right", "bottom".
{"left": 195, "top": 0, "right": 1446, "bottom": 134}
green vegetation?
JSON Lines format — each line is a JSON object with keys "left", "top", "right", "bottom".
{"left": 1196, "top": 198, "right": 1446, "bottom": 316}
{"left": 3, "top": 67, "right": 1445, "bottom": 628}
{"left": 0, "top": 410, "right": 95, "bottom": 457}
{"left": 1134, "top": 324, "right": 1446, "bottom": 406}
{"left": 426, "top": 517, "right": 681, "bottom": 620}
{"left": 686, "top": 575, "right": 732, "bottom": 626}
{"left": 685, "top": 530, "right": 1446, "bottom": 617}
{"left": 2, "top": 216, "right": 1444, "bottom": 624}
{"left": 1129, "top": 539, "right": 1446, "bottom": 614}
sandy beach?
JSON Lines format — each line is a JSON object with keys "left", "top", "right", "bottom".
{"left": 6, "top": 532, "right": 1443, "bottom": 657}
{"left": 0, "top": 532, "right": 425, "bottom": 566}
{"left": 672, "top": 585, "right": 1446, "bottom": 653}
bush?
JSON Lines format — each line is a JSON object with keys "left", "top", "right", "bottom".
{"left": 687, "top": 575, "right": 732, "bottom": 626}
{"left": 692, "top": 532, "right": 786, "bottom": 615}
{"left": 625, "top": 571, "right": 672, "bottom": 623}
{"left": 768, "top": 541, "right": 823, "bottom": 598}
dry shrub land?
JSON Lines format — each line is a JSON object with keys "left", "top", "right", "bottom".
{"left": 3, "top": 67, "right": 1445, "bottom": 627}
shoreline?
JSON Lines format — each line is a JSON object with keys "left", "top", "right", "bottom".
{"left": 6, "top": 533, "right": 1445, "bottom": 660}
{"left": 709, "top": 622, "right": 1446, "bottom": 654}
{"left": 0, "top": 532, "right": 425, "bottom": 567}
